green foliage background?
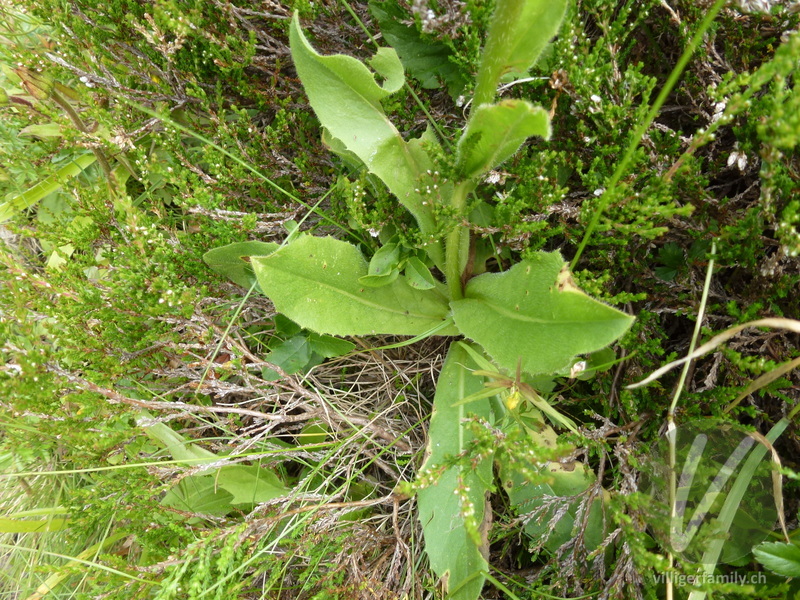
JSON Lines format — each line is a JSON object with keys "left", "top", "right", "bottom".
{"left": 1, "top": 0, "right": 799, "bottom": 598}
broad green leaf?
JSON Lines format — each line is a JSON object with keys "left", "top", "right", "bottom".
{"left": 456, "top": 100, "right": 550, "bottom": 180}
{"left": 289, "top": 13, "right": 444, "bottom": 266}
{"left": 496, "top": 405, "right": 605, "bottom": 553}
{"left": 502, "top": 447, "right": 605, "bottom": 553}
{"left": 417, "top": 343, "right": 493, "bottom": 600}
{"left": 753, "top": 542, "right": 800, "bottom": 577}
{"left": 145, "top": 420, "right": 287, "bottom": 513}
{"left": 366, "top": 242, "right": 400, "bottom": 276}
{"left": 451, "top": 251, "right": 634, "bottom": 375}
{"left": 264, "top": 335, "right": 313, "bottom": 375}
{"left": 358, "top": 269, "right": 400, "bottom": 288}
{"left": 203, "top": 241, "right": 278, "bottom": 290}
{"left": 321, "top": 127, "right": 363, "bottom": 169}
{"left": 0, "top": 153, "right": 97, "bottom": 223}
{"left": 360, "top": 242, "right": 401, "bottom": 287}
{"left": 161, "top": 476, "right": 235, "bottom": 516}
{"left": 252, "top": 235, "right": 457, "bottom": 336}
{"left": 214, "top": 465, "right": 287, "bottom": 506}
{"left": 369, "top": 47, "right": 405, "bottom": 93}
{"left": 274, "top": 314, "right": 302, "bottom": 337}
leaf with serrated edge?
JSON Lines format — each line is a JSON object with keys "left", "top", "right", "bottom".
{"left": 456, "top": 100, "right": 550, "bottom": 180}
{"left": 417, "top": 343, "right": 493, "bottom": 600}
{"left": 753, "top": 542, "right": 800, "bottom": 577}
{"left": 451, "top": 251, "right": 633, "bottom": 375}
{"left": 252, "top": 235, "right": 457, "bottom": 336}
{"left": 368, "top": 0, "right": 468, "bottom": 96}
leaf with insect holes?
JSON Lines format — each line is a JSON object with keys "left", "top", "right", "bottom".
{"left": 251, "top": 235, "right": 457, "bottom": 336}
{"left": 289, "top": 13, "right": 445, "bottom": 267}
{"left": 417, "top": 343, "right": 493, "bottom": 600}
{"left": 456, "top": 99, "right": 551, "bottom": 180}
{"left": 451, "top": 251, "right": 633, "bottom": 375}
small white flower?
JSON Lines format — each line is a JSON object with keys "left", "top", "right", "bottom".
{"left": 727, "top": 144, "right": 748, "bottom": 171}
{"left": 570, "top": 361, "right": 587, "bottom": 378}
{"left": 735, "top": 0, "right": 775, "bottom": 13}
{"left": 485, "top": 171, "right": 501, "bottom": 185}
{"left": 593, "top": 188, "right": 605, "bottom": 197}
{"left": 711, "top": 101, "right": 727, "bottom": 122}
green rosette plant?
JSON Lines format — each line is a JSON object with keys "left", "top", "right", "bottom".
{"left": 205, "top": 1, "right": 634, "bottom": 596}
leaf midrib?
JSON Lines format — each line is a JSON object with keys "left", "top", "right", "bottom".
{"left": 259, "top": 260, "right": 448, "bottom": 323}
{"left": 458, "top": 297, "right": 629, "bottom": 326}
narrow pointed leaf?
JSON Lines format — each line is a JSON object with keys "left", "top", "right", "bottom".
{"left": 0, "top": 517, "right": 69, "bottom": 533}
{"left": 451, "top": 251, "right": 634, "bottom": 375}
{"left": 0, "top": 153, "right": 97, "bottom": 223}
{"left": 252, "top": 235, "right": 457, "bottom": 336}
{"left": 417, "top": 343, "right": 493, "bottom": 600}
{"left": 457, "top": 100, "right": 550, "bottom": 179}
{"left": 203, "top": 241, "right": 278, "bottom": 290}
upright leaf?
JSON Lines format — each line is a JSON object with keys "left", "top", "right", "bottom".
{"left": 417, "top": 343, "right": 493, "bottom": 600}
{"left": 252, "top": 235, "right": 457, "bottom": 336}
{"left": 451, "top": 251, "right": 634, "bottom": 375}
{"left": 473, "top": 0, "right": 568, "bottom": 108}
{"left": 456, "top": 99, "right": 551, "bottom": 180}
{"left": 502, "top": 0, "right": 569, "bottom": 76}
{"left": 289, "top": 13, "right": 444, "bottom": 265}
